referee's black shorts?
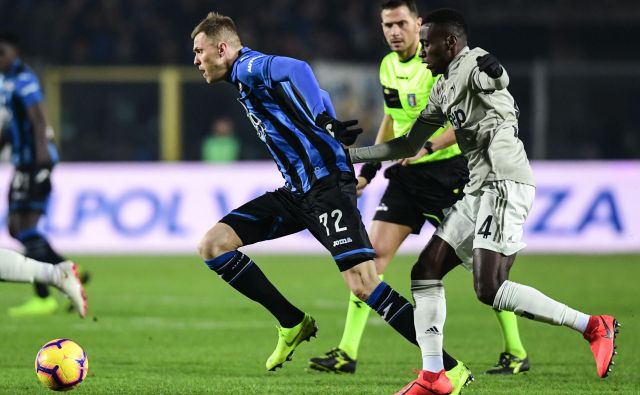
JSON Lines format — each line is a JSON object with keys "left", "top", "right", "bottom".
{"left": 373, "top": 156, "right": 469, "bottom": 233}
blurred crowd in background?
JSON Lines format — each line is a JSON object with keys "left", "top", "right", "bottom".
{"left": 5, "top": 0, "right": 640, "bottom": 65}
{"left": 1, "top": 0, "right": 639, "bottom": 161}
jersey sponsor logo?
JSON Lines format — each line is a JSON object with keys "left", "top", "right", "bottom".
{"left": 332, "top": 237, "right": 352, "bottom": 247}
{"left": 407, "top": 93, "right": 417, "bottom": 107}
{"left": 376, "top": 203, "right": 389, "bottom": 212}
{"left": 238, "top": 100, "right": 267, "bottom": 142}
{"left": 447, "top": 108, "right": 467, "bottom": 128}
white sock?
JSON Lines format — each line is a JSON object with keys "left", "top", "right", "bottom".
{"left": 0, "top": 248, "right": 55, "bottom": 284}
{"left": 412, "top": 280, "right": 446, "bottom": 372}
{"left": 493, "top": 280, "right": 590, "bottom": 333}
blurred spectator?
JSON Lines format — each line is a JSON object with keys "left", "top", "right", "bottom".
{"left": 201, "top": 117, "right": 240, "bottom": 162}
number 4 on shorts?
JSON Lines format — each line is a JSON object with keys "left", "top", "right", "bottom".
{"left": 478, "top": 215, "right": 493, "bottom": 239}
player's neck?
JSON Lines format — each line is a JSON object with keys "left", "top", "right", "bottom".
{"left": 228, "top": 46, "right": 243, "bottom": 63}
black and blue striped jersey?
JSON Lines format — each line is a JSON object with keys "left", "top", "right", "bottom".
{"left": 228, "top": 47, "right": 353, "bottom": 194}
{"left": 0, "top": 59, "right": 58, "bottom": 168}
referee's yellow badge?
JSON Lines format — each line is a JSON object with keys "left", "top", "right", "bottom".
{"left": 407, "top": 93, "right": 417, "bottom": 107}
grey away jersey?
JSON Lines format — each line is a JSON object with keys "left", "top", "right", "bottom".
{"left": 422, "top": 47, "right": 535, "bottom": 194}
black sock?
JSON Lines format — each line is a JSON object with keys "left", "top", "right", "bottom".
{"left": 18, "top": 231, "right": 65, "bottom": 299}
{"left": 365, "top": 281, "right": 458, "bottom": 370}
{"left": 442, "top": 349, "right": 458, "bottom": 371}
{"left": 205, "top": 251, "right": 304, "bottom": 328}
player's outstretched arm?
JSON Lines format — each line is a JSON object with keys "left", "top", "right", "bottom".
{"left": 348, "top": 113, "right": 445, "bottom": 163}
{"left": 354, "top": 114, "right": 394, "bottom": 192}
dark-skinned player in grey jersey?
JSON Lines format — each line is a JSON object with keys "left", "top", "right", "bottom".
{"left": 349, "top": 8, "right": 619, "bottom": 395}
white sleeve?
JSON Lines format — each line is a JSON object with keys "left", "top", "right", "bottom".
{"left": 348, "top": 79, "right": 446, "bottom": 163}
{"left": 471, "top": 65, "right": 509, "bottom": 91}
{"left": 348, "top": 113, "right": 444, "bottom": 163}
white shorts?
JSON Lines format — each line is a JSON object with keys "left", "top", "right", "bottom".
{"left": 434, "top": 180, "right": 535, "bottom": 271}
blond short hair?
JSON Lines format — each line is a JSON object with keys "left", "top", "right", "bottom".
{"left": 191, "top": 12, "right": 242, "bottom": 47}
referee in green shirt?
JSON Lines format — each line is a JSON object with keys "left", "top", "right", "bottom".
{"left": 309, "top": 0, "right": 530, "bottom": 383}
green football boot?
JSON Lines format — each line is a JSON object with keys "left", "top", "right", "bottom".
{"left": 266, "top": 313, "right": 317, "bottom": 371}
{"left": 8, "top": 296, "right": 58, "bottom": 317}
{"left": 485, "top": 352, "right": 530, "bottom": 374}
{"left": 446, "top": 360, "right": 474, "bottom": 395}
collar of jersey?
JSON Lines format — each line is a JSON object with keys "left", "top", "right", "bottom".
{"left": 397, "top": 42, "right": 422, "bottom": 64}
{"left": 445, "top": 46, "right": 470, "bottom": 78}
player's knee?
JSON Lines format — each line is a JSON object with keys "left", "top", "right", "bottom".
{"left": 346, "top": 273, "right": 375, "bottom": 300}
{"left": 344, "top": 265, "right": 379, "bottom": 301}
{"left": 352, "top": 275, "right": 382, "bottom": 301}
{"left": 197, "top": 236, "right": 226, "bottom": 260}
{"left": 197, "top": 226, "right": 239, "bottom": 260}
{"left": 474, "top": 280, "right": 498, "bottom": 306}
{"left": 197, "top": 236, "right": 213, "bottom": 260}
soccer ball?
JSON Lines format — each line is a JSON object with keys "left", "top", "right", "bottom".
{"left": 35, "top": 339, "right": 89, "bottom": 391}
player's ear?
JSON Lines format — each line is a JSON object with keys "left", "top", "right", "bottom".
{"left": 218, "top": 42, "right": 226, "bottom": 57}
{"left": 415, "top": 16, "right": 422, "bottom": 28}
{"left": 446, "top": 35, "right": 457, "bottom": 49}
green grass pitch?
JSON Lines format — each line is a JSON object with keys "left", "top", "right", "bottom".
{"left": 0, "top": 254, "right": 638, "bottom": 394}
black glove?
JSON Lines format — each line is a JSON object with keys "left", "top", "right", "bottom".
{"left": 315, "top": 112, "right": 363, "bottom": 146}
{"left": 358, "top": 162, "right": 381, "bottom": 183}
{"left": 476, "top": 53, "right": 503, "bottom": 78}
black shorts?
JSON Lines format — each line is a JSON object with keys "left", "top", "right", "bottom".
{"left": 8, "top": 166, "right": 53, "bottom": 213}
{"left": 373, "top": 156, "right": 469, "bottom": 234}
{"left": 220, "top": 172, "right": 374, "bottom": 271}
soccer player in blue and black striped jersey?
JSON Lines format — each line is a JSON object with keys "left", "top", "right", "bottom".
{"left": 0, "top": 31, "right": 81, "bottom": 317}
{"left": 191, "top": 12, "right": 463, "bottom": 373}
